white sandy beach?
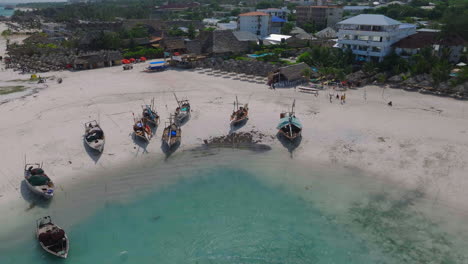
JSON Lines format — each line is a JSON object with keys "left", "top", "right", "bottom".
{"left": 0, "top": 24, "right": 468, "bottom": 220}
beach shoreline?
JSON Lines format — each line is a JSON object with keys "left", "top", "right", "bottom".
{"left": 1, "top": 21, "right": 468, "bottom": 223}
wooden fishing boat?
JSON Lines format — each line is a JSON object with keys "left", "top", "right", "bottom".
{"left": 36, "top": 216, "right": 69, "bottom": 259}
{"left": 142, "top": 98, "right": 160, "bottom": 127}
{"left": 162, "top": 115, "right": 181, "bottom": 149}
{"left": 173, "top": 93, "right": 190, "bottom": 124}
{"left": 24, "top": 163, "right": 54, "bottom": 199}
{"left": 84, "top": 120, "right": 105, "bottom": 152}
{"left": 133, "top": 117, "right": 152, "bottom": 142}
{"left": 277, "top": 99, "right": 302, "bottom": 141}
{"left": 230, "top": 96, "right": 249, "bottom": 126}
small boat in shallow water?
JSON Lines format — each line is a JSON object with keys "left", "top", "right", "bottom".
{"left": 84, "top": 120, "right": 105, "bottom": 152}
{"left": 230, "top": 96, "right": 248, "bottom": 126}
{"left": 277, "top": 99, "right": 302, "bottom": 141}
{"left": 24, "top": 163, "right": 54, "bottom": 199}
{"left": 162, "top": 115, "right": 181, "bottom": 149}
{"left": 36, "top": 216, "right": 69, "bottom": 259}
{"left": 173, "top": 93, "right": 190, "bottom": 125}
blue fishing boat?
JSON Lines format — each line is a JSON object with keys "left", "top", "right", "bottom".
{"left": 145, "top": 61, "right": 168, "bottom": 72}
{"left": 277, "top": 100, "right": 302, "bottom": 140}
{"left": 162, "top": 114, "right": 181, "bottom": 149}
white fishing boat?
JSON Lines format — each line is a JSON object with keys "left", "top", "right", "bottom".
{"left": 36, "top": 216, "right": 69, "bottom": 259}
{"left": 84, "top": 120, "right": 105, "bottom": 152}
{"left": 24, "top": 163, "right": 54, "bottom": 199}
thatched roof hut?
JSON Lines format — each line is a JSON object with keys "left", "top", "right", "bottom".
{"left": 162, "top": 37, "right": 186, "bottom": 52}
{"left": 268, "top": 63, "right": 310, "bottom": 83}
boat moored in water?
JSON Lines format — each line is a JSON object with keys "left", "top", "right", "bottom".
{"left": 36, "top": 216, "right": 69, "bottom": 259}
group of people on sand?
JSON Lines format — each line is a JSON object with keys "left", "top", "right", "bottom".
{"left": 328, "top": 92, "right": 346, "bottom": 104}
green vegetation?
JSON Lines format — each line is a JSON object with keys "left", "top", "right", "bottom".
{"left": 364, "top": 0, "right": 468, "bottom": 41}
{"left": 1, "top": 29, "right": 12, "bottom": 37}
{"left": 281, "top": 22, "right": 295, "bottom": 35}
{"left": 123, "top": 46, "right": 163, "bottom": 59}
{"left": 362, "top": 47, "right": 453, "bottom": 85}
{"left": 0, "top": 86, "right": 27, "bottom": 95}
{"left": 36, "top": 43, "right": 59, "bottom": 49}
{"left": 302, "top": 22, "right": 316, "bottom": 33}
{"left": 256, "top": 1, "right": 283, "bottom": 9}
{"left": 440, "top": 0, "right": 468, "bottom": 40}
{"left": 297, "top": 46, "right": 354, "bottom": 69}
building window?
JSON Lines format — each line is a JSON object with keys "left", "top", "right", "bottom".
{"left": 371, "top": 46, "right": 382, "bottom": 52}
{"left": 371, "top": 36, "right": 382, "bottom": 42}
{"left": 358, "top": 45, "right": 368, "bottom": 51}
{"left": 358, "top": 35, "right": 369, "bottom": 41}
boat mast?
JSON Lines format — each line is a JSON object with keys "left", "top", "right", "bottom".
{"left": 168, "top": 115, "right": 173, "bottom": 143}
{"left": 289, "top": 99, "right": 295, "bottom": 138}
{"left": 173, "top": 93, "right": 181, "bottom": 108}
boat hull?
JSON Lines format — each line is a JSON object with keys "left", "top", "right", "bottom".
{"left": 230, "top": 116, "right": 248, "bottom": 126}
{"left": 84, "top": 138, "right": 105, "bottom": 152}
{"left": 278, "top": 130, "right": 302, "bottom": 141}
{"left": 24, "top": 173, "right": 54, "bottom": 199}
{"left": 36, "top": 224, "right": 69, "bottom": 258}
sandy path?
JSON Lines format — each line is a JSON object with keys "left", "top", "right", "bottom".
{"left": 0, "top": 60, "right": 467, "bottom": 217}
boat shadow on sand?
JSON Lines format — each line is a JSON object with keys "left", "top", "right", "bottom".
{"left": 83, "top": 139, "right": 102, "bottom": 163}
{"left": 175, "top": 114, "right": 191, "bottom": 127}
{"left": 161, "top": 141, "right": 181, "bottom": 159}
{"left": 276, "top": 133, "right": 302, "bottom": 156}
{"left": 132, "top": 133, "right": 149, "bottom": 155}
{"left": 20, "top": 181, "right": 52, "bottom": 209}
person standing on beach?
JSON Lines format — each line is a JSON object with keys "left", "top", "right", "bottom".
{"left": 343, "top": 93, "right": 346, "bottom": 104}
{"left": 329, "top": 93, "right": 333, "bottom": 103}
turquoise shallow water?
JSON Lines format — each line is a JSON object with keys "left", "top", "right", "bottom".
{"left": 0, "top": 7, "right": 14, "bottom": 17}
{"left": 0, "top": 150, "right": 467, "bottom": 263}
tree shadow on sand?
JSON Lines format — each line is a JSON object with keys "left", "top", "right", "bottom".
{"left": 276, "top": 133, "right": 302, "bottom": 157}
{"left": 20, "top": 181, "right": 52, "bottom": 209}
{"left": 83, "top": 139, "right": 102, "bottom": 164}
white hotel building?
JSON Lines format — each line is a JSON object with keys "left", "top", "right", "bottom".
{"left": 238, "top": 12, "right": 270, "bottom": 38}
{"left": 337, "top": 14, "right": 416, "bottom": 62}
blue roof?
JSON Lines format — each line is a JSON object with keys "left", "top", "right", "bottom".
{"left": 271, "top": 16, "right": 286, "bottom": 23}
{"left": 150, "top": 61, "right": 165, "bottom": 64}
